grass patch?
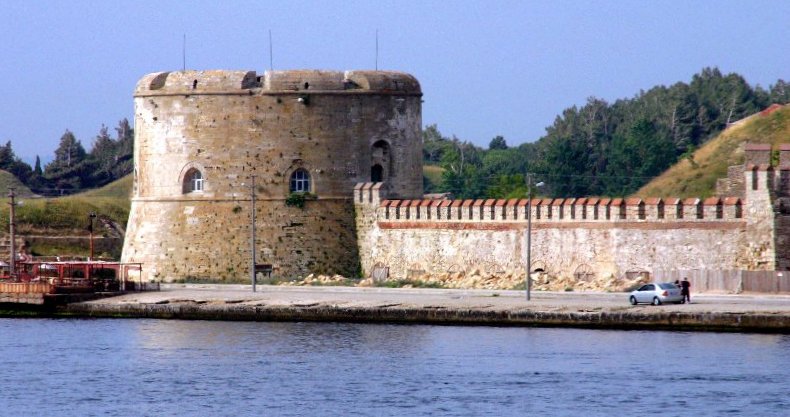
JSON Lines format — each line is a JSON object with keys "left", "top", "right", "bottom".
{"left": 80, "top": 175, "right": 132, "bottom": 199}
{"left": 423, "top": 165, "right": 445, "bottom": 191}
{"left": 0, "top": 170, "right": 34, "bottom": 197}
{"left": 0, "top": 176, "right": 131, "bottom": 233}
{"left": 0, "top": 196, "right": 129, "bottom": 233}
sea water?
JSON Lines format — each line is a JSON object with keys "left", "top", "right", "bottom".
{"left": 0, "top": 319, "right": 787, "bottom": 416}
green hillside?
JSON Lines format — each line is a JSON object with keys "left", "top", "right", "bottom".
{"left": 0, "top": 170, "right": 34, "bottom": 197}
{"left": 0, "top": 175, "right": 132, "bottom": 258}
{"left": 635, "top": 105, "right": 790, "bottom": 198}
{"left": 80, "top": 174, "right": 133, "bottom": 199}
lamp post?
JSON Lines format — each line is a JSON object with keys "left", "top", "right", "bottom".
{"left": 250, "top": 175, "right": 257, "bottom": 293}
{"left": 526, "top": 174, "right": 544, "bottom": 301}
{"left": 88, "top": 211, "right": 97, "bottom": 260}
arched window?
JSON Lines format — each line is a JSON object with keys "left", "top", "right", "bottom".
{"left": 371, "top": 140, "right": 391, "bottom": 182}
{"left": 289, "top": 168, "right": 311, "bottom": 193}
{"left": 183, "top": 169, "right": 204, "bottom": 193}
{"left": 371, "top": 164, "right": 383, "bottom": 182}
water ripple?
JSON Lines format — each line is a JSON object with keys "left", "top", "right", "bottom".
{"left": 0, "top": 319, "right": 788, "bottom": 416}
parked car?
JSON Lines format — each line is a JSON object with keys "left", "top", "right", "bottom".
{"left": 629, "top": 283, "right": 684, "bottom": 305}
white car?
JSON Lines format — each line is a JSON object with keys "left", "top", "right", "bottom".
{"left": 629, "top": 283, "right": 684, "bottom": 305}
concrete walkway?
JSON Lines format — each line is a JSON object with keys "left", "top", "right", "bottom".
{"left": 62, "top": 284, "right": 790, "bottom": 332}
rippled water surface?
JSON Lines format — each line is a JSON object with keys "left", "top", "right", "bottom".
{"left": 0, "top": 319, "right": 788, "bottom": 416}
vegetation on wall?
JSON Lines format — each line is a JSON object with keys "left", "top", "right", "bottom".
{"left": 284, "top": 192, "right": 316, "bottom": 209}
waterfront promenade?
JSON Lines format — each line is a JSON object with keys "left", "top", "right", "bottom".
{"left": 59, "top": 284, "right": 790, "bottom": 332}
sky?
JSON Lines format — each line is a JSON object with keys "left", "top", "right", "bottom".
{"left": 0, "top": 0, "right": 788, "bottom": 164}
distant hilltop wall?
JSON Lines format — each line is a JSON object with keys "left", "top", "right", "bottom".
{"left": 122, "top": 69, "right": 423, "bottom": 282}
{"left": 355, "top": 146, "right": 790, "bottom": 287}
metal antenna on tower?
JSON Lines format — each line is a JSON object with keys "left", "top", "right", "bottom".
{"left": 182, "top": 34, "right": 186, "bottom": 71}
{"left": 269, "top": 30, "right": 273, "bottom": 71}
{"left": 375, "top": 29, "right": 379, "bottom": 70}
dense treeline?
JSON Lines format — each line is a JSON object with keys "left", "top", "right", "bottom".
{"left": 0, "top": 119, "right": 133, "bottom": 195}
{"left": 425, "top": 68, "right": 789, "bottom": 198}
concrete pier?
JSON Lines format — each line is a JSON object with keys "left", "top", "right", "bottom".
{"left": 52, "top": 284, "right": 790, "bottom": 333}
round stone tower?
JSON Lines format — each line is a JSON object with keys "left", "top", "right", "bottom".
{"left": 122, "top": 69, "right": 423, "bottom": 282}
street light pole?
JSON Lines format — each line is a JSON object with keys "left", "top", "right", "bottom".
{"left": 526, "top": 174, "right": 533, "bottom": 301}
{"left": 525, "top": 174, "right": 544, "bottom": 301}
{"left": 250, "top": 175, "right": 257, "bottom": 293}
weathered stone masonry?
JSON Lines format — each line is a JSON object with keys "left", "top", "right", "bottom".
{"left": 122, "top": 70, "right": 423, "bottom": 281}
{"left": 354, "top": 147, "right": 790, "bottom": 286}
{"left": 122, "top": 69, "right": 790, "bottom": 289}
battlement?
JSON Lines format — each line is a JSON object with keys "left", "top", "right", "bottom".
{"left": 374, "top": 196, "right": 743, "bottom": 224}
{"left": 354, "top": 183, "right": 744, "bottom": 225}
{"left": 135, "top": 69, "right": 421, "bottom": 96}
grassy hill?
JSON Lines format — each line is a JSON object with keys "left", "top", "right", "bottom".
{"left": 0, "top": 175, "right": 132, "bottom": 258}
{"left": 635, "top": 105, "right": 790, "bottom": 198}
{"left": 0, "top": 170, "right": 34, "bottom": 197}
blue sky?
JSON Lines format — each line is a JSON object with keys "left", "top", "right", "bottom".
{"left": 0, "top": 0, "right": 787, "bottom": 164}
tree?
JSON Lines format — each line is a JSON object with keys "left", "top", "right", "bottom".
{"left": 488, "top": 135, "right": 508, "bottom": 150}
{"left": 29, "top": 155, "right": 44, "bottom": 190}
{"left": 0, "top": 141, "right": 14, "bottom": 167}
{"left": 34, "top": 156, "right": 42, "bottom": 177}
{"left": 89, "top": 125, "right": 117, "bottom": 185}
{"left": 422, "top": 124, "right": 452, "bottom": 164}
{"left": 112, "top": 118, "right": 134, "bottom": 178}
{"left": 0, "top": 141, "right": 34, "bottom": 186}
{"left": 44, "top": 130, "right": 92, "bottom": 192}
{"left": 770, "top": 79, "right": 790, "bottom": 104}
{"left": 47, "top": 131, "right": 86, "bottom": 170}
{"left": 438, "top": 137, "right": 486, "bottom": 198}
{"left": 604, "top": 119, "right": 675, "bottom": 195}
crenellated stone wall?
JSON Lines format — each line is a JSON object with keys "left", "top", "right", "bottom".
{"left": 354, "top": 153, "right": 788, "bottom": 289}
{"left": 122, "top": 66, "right": 789, "bottom": 292}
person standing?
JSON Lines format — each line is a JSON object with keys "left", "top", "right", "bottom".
{"left": 681, "top": 277, "right": 691, "bottom": 303}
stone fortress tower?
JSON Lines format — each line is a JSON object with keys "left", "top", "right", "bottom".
{"left": 122, "top": 70, "right": 423, "bottom": 282}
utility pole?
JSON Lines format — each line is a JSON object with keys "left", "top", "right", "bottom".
{"left": 8, "top": 188, "right": 16, "bottom": 279}
{"left": 250, "top": 175, "right": 257, "bottom": 292}
{"left": 89, "top": 211, "right": 97, "bottom": 260}
{"left": 526, "top": 174, "right": 532, "bottom": 301}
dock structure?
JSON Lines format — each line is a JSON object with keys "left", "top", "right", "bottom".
{"left": 0, "top": 260, "right": 146, "bottom": 305}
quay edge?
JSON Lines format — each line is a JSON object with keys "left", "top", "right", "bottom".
{"left": 56, "top": 302, "right": 790, "bottom": 333}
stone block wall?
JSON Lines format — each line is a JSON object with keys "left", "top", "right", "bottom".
{"left": 122, "top": 69, "right": 422, "bottom": 282}
{"left": 355, "top": 152, "right": 790, "bottom": 291}
{"left": 355, "top": 184, "right": 754, "bottom": 285}
{"left": 353, "top": 146, "right": 789, "bottom": 286}
{"left": 124, "top": 198, "right": 359, "bottom": 281}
